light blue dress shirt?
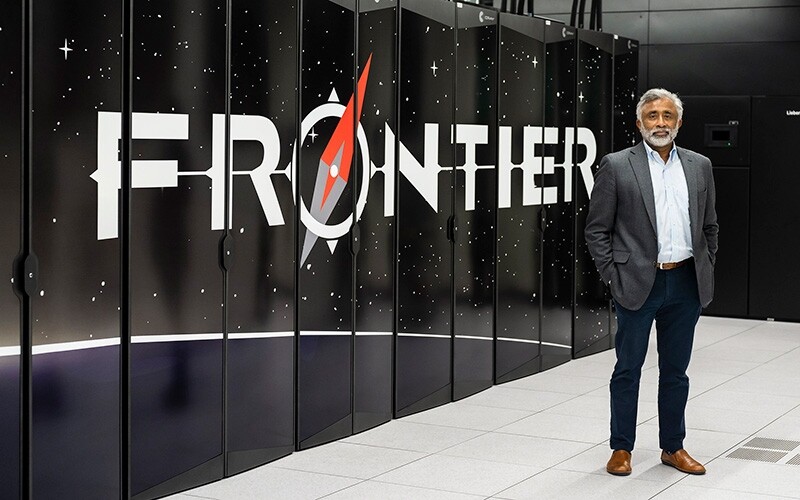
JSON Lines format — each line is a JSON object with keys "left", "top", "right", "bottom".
{"left": 643, "top": 141, "right": 693, "bottom": 263}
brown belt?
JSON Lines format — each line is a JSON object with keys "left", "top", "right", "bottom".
{"left": 654, "top": 258, "right": 692, "bottom": 270}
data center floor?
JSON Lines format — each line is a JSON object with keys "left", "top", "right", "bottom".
{"left": 168, "top": 316, "right": 800, "bottom": 500}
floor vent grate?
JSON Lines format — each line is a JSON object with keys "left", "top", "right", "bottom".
{"left": 743, "top": 437, "right": 800, "bottom": 452}
{"left": 788, "top": 454, "right": 800, "bottom": 466}
{"left": 726, "top": 448, "right": 787, "bottom": 463}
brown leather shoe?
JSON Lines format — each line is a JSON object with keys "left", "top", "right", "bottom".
{"left": 661, "top": 449, "right": 706, "bottom": 475}
{"left": 606, "top": 449, "right": 632, "bottom": 476}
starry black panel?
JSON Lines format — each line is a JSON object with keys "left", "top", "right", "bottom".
{"left": 226, "top": 0, "right": 297, "bottom": 473}
{"left": 0, "top": 1, "right": 21, "bottom": 495}
{"left": 395, "top": 0, "right": 455, "bottom": 417}
{"left": 297, "top": 0, "right": 355, "bottom": 449}
{"left": 0, "top": 0, "right": 21, "bottom": 351}
{"left": 495, "top": 14, "right": 545, "bottom": 384}
{"left": 353, "top": 0, "right": 396, "bottom": 434}
{"left": 29, "top": 0, "right": 121, "bottom": 496}
{"left": 610, "top": 35, "right": 640, "bottom": 338}
{"left": 30, "top": 10, "right": 122, "bottom": 344}
{"left": 541, "top": 22, "right": 575, "bottom": 371}
{"left": 130, "top": 0, "right": 226, "bottom": 495}
{"left": 573, "top": 29, "right": 614, "bottom": 359}
{"left": 613, "top": 37, "right": 640, "bottom": 152}
{"left": 453, "top": 3, "right": 496, "bottom": 400}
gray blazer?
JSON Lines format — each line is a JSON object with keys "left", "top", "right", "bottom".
{"left": 584, "top": 142, "right": 719, "bottom": 311}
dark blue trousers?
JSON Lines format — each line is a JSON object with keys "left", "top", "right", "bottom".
{"left": 610, "top": 262, "right": 702, "bottom": 452}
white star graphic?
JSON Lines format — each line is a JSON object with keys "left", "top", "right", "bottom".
{"left": 59, "top": 39, "right": 73, "bottom": 60}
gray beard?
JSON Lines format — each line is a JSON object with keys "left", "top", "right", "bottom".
{"left": 640, "top": 126, "right": 678, "bottom": 148}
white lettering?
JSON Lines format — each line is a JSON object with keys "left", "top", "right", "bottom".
{"left": 91, "top": 112, "right": 189, "bottom": 240}
{"left": 93, "top": 111, "right": 598, "bottom": 241}
{"left": 455, "top": 124, "right": 494, "bottom": 211}
{"left": 399, "top": 123, "right": 446, "bottom": 212}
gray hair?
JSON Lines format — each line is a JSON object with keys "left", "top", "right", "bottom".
{"left": 636, "top": 88, "right": 684, "bottom": 121}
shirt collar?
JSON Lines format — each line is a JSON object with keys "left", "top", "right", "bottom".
{"left": 643, "top": 140, "right": 678, "bottom": 164}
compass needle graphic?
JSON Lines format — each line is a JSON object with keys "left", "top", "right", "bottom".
{"left": 301, "top": 54, "right": 373, "bottom": 265}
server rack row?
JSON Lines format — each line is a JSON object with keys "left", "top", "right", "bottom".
{"left": 0, "top": 1, "right": 637, "bottom": 498}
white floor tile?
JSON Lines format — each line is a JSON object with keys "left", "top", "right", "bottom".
{"left": 638, "top": 366, "right": 737, "bottom": 393}
{"left": 440, "top": 432, "right": 593, "bottom": 468}
{"left": 343, "top": 420, "right": 483, "bottom": 453}
{"left": 690, "top": 318, "right": 759, "bottom": 349}
{"left": 765, "top": 348, "right": 800, "bottom": 368}
{"left": 401, "top": 401, "right": 530, "bottom": 431}
{"left": 718, "top": 371, "right": 800, "bottom": 398}
{"left": 324, "top": 480, "right": 485, "bottom": 500}
{"left": 692, "top": 344, "right": 784, "bottom": 364}
{"left": 585, "top": 381, "right": 680, "bottom": 405}
{"left": 503, "top": 372, "right": 608, "bottom": 395}
{"left": 497, "top": 411, "right": 609, "bottom": 444}
{"left": 722, "top": 328, "right": 800, "bottom": 352}
{"left": 541, "top": 358, "right": 612, "bottom": 380}
{"left": 172, "top": 467, "right": 360, "bottom": 500}
{"left": 757, "top": 416, "right": 800, "bottom": 441}
{"left": 685, "top": 356, "right": 760, "bottom": 376}
{"left": 459, "top": 386, "right": 576, "bottom": 412}
{"left": 687, "top": 370, "right": 739, "bottom": 394}
{"left": 697, "top": 316, "right": 764, "bottom": 332}
{"left": 751, "top": 361, "right": 800, "bottom": 380}
{"left": 652, "top": 483, "right": 795, "bottom": 499}
{"left": 373, "top": 454, "right": 541, "bottom": 497}
{"left": 681, "top": 456, "right": 800, "bottom": 498}
{"left": 493, "top": 468, "right": 669, "bottom": 500}
{"left": 683, "top": 405, "right": 780, "bottom": 435}
{"left": 269, "top": 442, "right": 425, "bottom": 479}
{"left": 543, "top": 395, "right": 611, "bottom": 421}
{"left": 747, "top": 320, "right": 800, "bottom": 334}
{"left": 690, "top": 389, "right": 800, "bottom": 415}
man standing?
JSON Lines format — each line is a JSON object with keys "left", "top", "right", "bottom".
{"left": 585, "top": 88, "right": 718, "bottom": 476}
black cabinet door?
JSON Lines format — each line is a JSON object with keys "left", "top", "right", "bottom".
{"left": 612, "top": 36, "right": 639, "bottom": 154}
{"left": 0, "top": 0, "right": 22, "bottom": 495}
{"left": 611, "top": 35, "right": 640, "bottom": 339}
{"left": 495, "top": 14, "right": 545, "bottom": 384}
{"left": 130, "top": 1, "right": 227, "bottom": 496}
{"left": 297, "top": 0, "right": 357, "bottom": 449}
{"left": 541, "top": 21, "right": 576, "bottom": 371}
{"left": 453, "top": 2, "right": 497, "bottom": 400}
{"left": 395, "top": 0, "right": 455, "bottom": 417}
{"left": 30, "top": 1, "right": 122, "bottom": 497}
{"left": 573, "top": 29, "right": 614, "bottom": 359}
{"left": 353, "top": 0, "right": 397, "bottom": 434}
{"left": 226, "top": 0, "right": 297, "bottom": 474}
{"left": 749, "top": 96, "right": 800, "bottom": 321}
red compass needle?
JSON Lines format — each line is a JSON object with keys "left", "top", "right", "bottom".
{"left": 318, "top": 53, "right": 373, "bottom": 209}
